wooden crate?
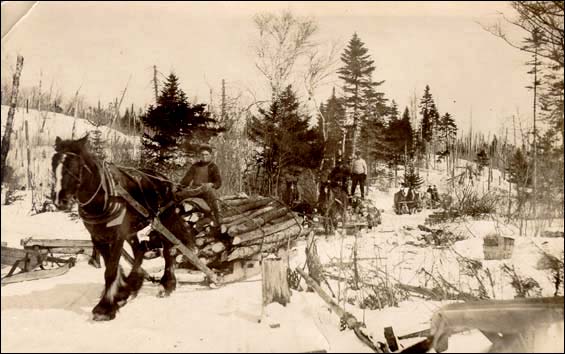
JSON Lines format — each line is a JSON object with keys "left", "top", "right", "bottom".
{"left": 483, "top": 236, "right": 514, "bottom": 260}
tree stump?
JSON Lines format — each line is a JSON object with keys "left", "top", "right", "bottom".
{"left": 262, "top": 257, "right": 291, "bottom": 307}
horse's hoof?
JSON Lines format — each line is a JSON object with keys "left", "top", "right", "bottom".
{"left": 157, "top": 285, "right": 172, "bottom": 298}
{"left": 92, "top": 312, "right": 116, "bottom": 321}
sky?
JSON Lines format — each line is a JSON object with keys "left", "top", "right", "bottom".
{"left": 1, "top": 1, "right": 534, "bottom": 137}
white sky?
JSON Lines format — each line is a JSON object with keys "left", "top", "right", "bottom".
{"left": 1, "top": 1, "right": 534, "bottom": 137}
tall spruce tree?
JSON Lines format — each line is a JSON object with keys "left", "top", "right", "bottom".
{"left": 388, "top": 100, "right": 400, "bottom": 122}
{"left": 319, "top": 88, "right": 347, "bottom": 161}
{"left": 140, "top": 73, "right": 223, "bottom": 173}
{"left": 403, "top": 163, "right": 424, "bottom": 189}
{"left": 337, "top": 33, "right": 376, "bottom": 157}
{"left": 438, "top": 112, "right": 457, "bottom": 151}
{"left": 419, "top": 85, "right": 438, "bottom": 142}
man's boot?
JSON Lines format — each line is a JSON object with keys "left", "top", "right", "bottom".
{"left": 209, "top": 198, "right": 222, "bottom": 227}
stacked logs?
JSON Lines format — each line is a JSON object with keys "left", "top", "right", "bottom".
{"left": 179, "top": 194, "right": 304, "bottom": 268}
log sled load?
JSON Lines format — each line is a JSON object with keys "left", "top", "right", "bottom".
{"left": 176, "top": 194, "right": 305, "bottom": 269}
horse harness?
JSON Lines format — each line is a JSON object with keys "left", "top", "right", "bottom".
{"left": 63, "top": 154, "right": 165, "bottom": 227}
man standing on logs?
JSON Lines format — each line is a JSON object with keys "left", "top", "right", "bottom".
{"left": 350, "top": 152, "right": 367, "bottom": 200}
{"left": 175, "top": 145, "right": 222, "bottom": 229}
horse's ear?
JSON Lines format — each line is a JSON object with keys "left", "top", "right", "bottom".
{"left": 77, "top": 133, "right": 89, "bottom": 147}
{"left": 54, "top": 136, "right": 62, "bottom": 151}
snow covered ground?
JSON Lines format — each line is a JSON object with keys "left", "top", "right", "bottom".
{"left": 1, "top": 108, "right": 563, "bottom": 352}
{"left": 2, "top": 176, "right": 563, "bottom": 352}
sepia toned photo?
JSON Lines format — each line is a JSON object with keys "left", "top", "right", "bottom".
{"left": 1, "top": 1, "right": 563, "bottom": 352}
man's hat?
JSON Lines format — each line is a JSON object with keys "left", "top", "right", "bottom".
{"left": 199, "top": 145, "right": 213, "bottom": 153}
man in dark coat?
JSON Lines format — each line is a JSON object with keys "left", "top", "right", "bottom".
{"left": 175, "top": 145, "right": 222, "bottom": 226}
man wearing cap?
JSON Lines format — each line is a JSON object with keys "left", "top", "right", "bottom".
{"left": 175, "top": 145, "right": 222, "bottom": 227}
{"left": 350, "top": 151, "right": 367, "bottom": 199}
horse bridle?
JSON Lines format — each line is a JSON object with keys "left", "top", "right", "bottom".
{"left": 56, "top": 151, "right": 103, "bottom": 208}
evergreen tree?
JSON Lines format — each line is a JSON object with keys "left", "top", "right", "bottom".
{"left": 319, "top": 88, "right": 347, "bottom": 161}
{"left": 438, "top": 112, "right": 457, "bottom": 151}
{"left": 248, "top": 85, "right": 323, "bottom": 195}
{"left": 140, "top": 73, "right": 223, "bottom": 173}
{"left": 338, "top": 33, "right": 376, "bottom": 156}
{"left": 385, "top": 106, "right": 414, "bottom": 165}
{"left": 402, "top": 163, "right": 424, "bottom": 189}
{"left": 475, "top": 149, "right": 489, "bottom": 172}
{"left": 506, "top": 148, "right": 531, "bottom": 187}
{"left": 388, "top": 100, "right": 400, "bottom": 123}
{"left": 506, "top": 147, "right": 533, "bottom": 213}
{"left": 89, "top": 129, "right": 106, "bottom": 161}
{"left": 419, "top": 85, "right": 437, "bottom": 142}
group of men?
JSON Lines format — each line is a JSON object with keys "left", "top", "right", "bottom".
{"left": 328, "top": 151, "right": 368, "bottom": 200}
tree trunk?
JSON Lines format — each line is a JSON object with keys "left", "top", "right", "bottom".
{"left": 232, "top": 217, "right": 298, "bottom": 245}
{"left": 1, "top": 55, "right": 24, "bottom": 184}
{"left": 262, "top": 257, "right": 291, "bottom": 307}
{"left": 227, "top": 224, "right": 301, "bottom": 261}
{"left": 226, "top": 207, "right": 290, "bottom": 236}
{"left": 223, "top": 205, "right": 276, "bottom": 229}
{"left": 221, "top": 198, "right": 272, "bottom": 217}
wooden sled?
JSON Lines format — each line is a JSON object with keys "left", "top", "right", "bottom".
{"left": 1, "top": 245, "right": 76, "bottom": 285}
{"left": 20, "top": 237, "right": 100, "bottom": 267}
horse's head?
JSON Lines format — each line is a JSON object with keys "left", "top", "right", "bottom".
{"left": 401, "top": 187, "right": 409, "bottom": 197}
{"left": 51, "top": 135, "right": 90, "bottom": 210}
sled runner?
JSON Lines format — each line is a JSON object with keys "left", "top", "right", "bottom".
{"left": 1, "top": 245, "right": 76, "bottom": 285}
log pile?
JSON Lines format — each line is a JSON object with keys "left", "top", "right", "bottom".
{"left": 178, "top": 194, "right": 304, "bottom": 269}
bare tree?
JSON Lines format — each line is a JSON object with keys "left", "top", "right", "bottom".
{"left": 1, "top": 55, "right": 24, "bottom": 184}
{"left": 303, "top": 40, "right": 342, "bottom": 144}
{"left": 253, "top": 10, "right": 318, "bottom": 99}
{"left": 482, "top": 1, "right": 564, "bottom": 69}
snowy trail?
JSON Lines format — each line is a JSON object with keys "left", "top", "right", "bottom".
{"left": 2, "top": 172, "right": 563, "bottom": 352}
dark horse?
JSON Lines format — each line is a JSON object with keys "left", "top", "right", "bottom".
{"left": 393, "top": 187, "right": 412, "bottom": 215}
{"left": 318, "top": 182, "right": 348, "bottom": 234}
{"left": 52, "top": 135, "right": 195, "bottom": 321}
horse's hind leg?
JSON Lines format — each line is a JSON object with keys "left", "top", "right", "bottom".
{"left": 92, "top": 237, "right": 126, "bottom": 321}
{"left": 158, "top": 242, "right": 177, "bottom": 297}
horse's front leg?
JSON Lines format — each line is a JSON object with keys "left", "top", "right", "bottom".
{"left": 92, "top": 236, "right": 126, "bottom": 321}
{"left": 125, "top": 235, "right": 146, "bottom": 298}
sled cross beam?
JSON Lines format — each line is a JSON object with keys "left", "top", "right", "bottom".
{"left": 114, "top": 184, "right": 219, "bottom": 285}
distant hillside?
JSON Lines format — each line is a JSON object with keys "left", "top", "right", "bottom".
{"left": 1, "top": 105, "right": 140, "bottom": 203}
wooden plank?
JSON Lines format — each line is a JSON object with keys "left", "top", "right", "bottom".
{"left": 296, "top": 268, "right": 384, "bottom": 352}
{"left": 152, "top": 217, "right": 219, "bottom": 285}
{"left": 398, "top": 328, "right": 431, "bottom": 340}
{"left": 25, "top": 247, "right": 91, "bottom": 255}
{"left": 115, "top": 184, "right": 150, "bottom": 217}
{"left": 21, "top": 238, "right": 93, "bottom": 248}
{"left": 384, "top": 326, "right": 398, "bottom": 352}
{"left": 431, "top": 296, "right": 564, "bottom": 335}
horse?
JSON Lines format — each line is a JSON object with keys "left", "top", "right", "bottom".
{"left": 51, "top": 135, "right": 196, "bottom": 321}
{"left": 393, "top": 187, "right": 412, "bottom": 215}
{"left": 408, "top": 188, "right": 423, "bottom": 214}
{"left": 318, "top": 181, "right": 348, "bottom": 235}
